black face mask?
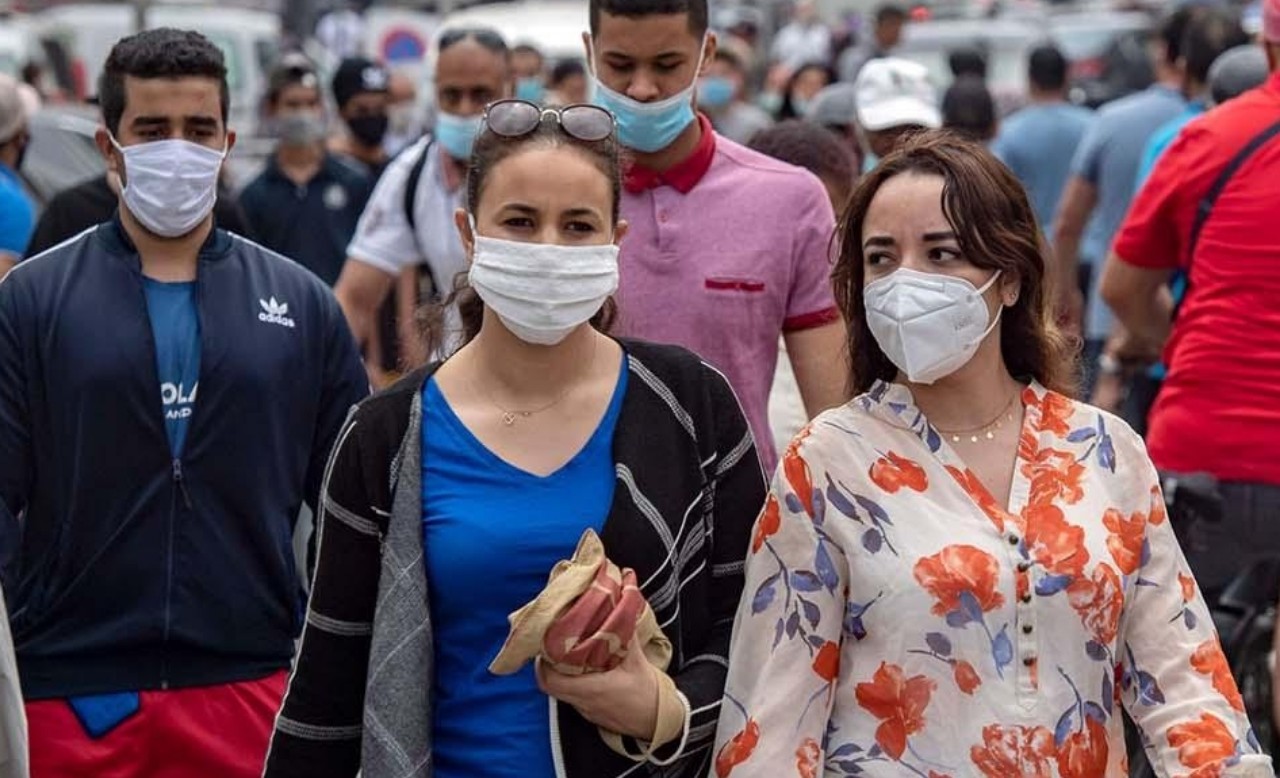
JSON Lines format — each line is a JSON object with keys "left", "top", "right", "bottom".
{"left": 347, "top": 114, "right": 389, "bottom": 148}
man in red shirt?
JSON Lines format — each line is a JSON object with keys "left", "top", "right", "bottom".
{"left": 1100, "top": 0, "right": 1280, "bottom": 598}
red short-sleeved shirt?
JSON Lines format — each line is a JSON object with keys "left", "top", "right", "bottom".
{"left": 1113, "top": 72, "right": 1280, "bottom": 485}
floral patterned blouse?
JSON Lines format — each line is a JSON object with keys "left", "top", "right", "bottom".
{"left": 713, "top": 380, "right": 1272, "bottom": 778}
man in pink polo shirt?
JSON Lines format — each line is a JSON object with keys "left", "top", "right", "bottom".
{"left": 586, "top": 0, "right": 847, "bottom": 473}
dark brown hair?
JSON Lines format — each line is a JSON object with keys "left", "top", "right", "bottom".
{"left": 832, "top": 130, "right": 1075, "bottom": 396}
{"left": 418, "top": 113, "right": 622, "bottom": 357}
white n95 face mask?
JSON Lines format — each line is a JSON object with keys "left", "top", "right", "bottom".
{"left": 467, "top": 220, "right": 620, "bottom": 346}
{"left": 112, "top": 137, "right": 226, "bottom": 238}
{"left": 864, "top": 268, "right": 1004, "bottom": 384}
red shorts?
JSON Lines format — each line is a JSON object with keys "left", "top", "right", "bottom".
{"left": 26, "top": 671, "right": 288, "bottom": 778}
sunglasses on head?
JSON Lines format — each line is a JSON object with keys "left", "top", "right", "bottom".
{"left": 438, "top": 27, "right": 508, "bottom": 54}
{"left": 482, "top": 99, "right": 616, "bottom": 143}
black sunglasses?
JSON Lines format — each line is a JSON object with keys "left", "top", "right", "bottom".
{"left": 483, "top": 100, "right": 616, "bottom": 143}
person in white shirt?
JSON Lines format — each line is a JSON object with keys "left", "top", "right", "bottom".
{"left": 770, "top": 1, "right": 833, "bottom": 72}
{"left": 335, "top": 27, "right": 513, "bottom": 374}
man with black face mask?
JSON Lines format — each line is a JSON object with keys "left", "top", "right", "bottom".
{"left": 240, "top": 54, "right": 372, "bottom": 286}
{"left": 0, "top": 73, "right": 34, "bottom": 281}
{"left": 329, "top": 56, "right": 392, "bottom": 179}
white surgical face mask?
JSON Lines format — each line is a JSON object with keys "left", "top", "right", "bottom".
{"left": 112, "top": 137, "right": 226, "bottom": 238}
{"left": 864, "top": 267, "right": 1004, "bottom": 384}
{"left": 467, "top": 217, "right": 620, "bottom": 346}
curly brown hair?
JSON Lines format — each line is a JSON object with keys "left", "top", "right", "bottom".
{"left": 831, "top": 130, "right": 1076, "bottom": 396}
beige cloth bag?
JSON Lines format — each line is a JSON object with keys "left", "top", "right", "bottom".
{"left": 490, "top": 530, "right": 684, "bottom": 757}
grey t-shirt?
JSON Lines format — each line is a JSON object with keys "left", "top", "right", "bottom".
{"left": 1068, "top": 84, "right": 1186, "bottom": 339}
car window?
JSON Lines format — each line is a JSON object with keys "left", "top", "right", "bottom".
{"left": 1053, "top": 27, "right": 1118, "bottom": 60}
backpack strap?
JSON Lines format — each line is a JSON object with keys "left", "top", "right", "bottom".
{"left": 401, "top": 137, "right": 434, "bottom": 234}
{"left": 398, "top": 138, "right": 443, "bottom": 301}
{"left": 1177, "top": 117, "right": 1280, "bottom": 319}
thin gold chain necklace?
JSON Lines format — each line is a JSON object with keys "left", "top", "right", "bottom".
{"left": 934, "top": 392, "right": 1020, "bottom": 444}
{"left": 473, "top": 338, "right": 597, "bottom": 426}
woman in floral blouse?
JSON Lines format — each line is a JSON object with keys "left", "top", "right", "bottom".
{"left": 712, "top": 132, "right": 1272, "bottom": 777}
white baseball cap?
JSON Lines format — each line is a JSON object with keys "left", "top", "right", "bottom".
{"left": 0, "top": 74, "right": 26, "bottom": 144}
{"left": 854, "top": 57, "right": 941, "bottom": 133}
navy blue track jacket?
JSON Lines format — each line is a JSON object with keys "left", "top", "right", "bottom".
{"left": 0, "top": 217, "right": 369, "bottom": 699}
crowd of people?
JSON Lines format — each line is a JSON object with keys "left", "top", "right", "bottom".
{"left": 0, "top": 0, "right": 1277, "bottom": 775}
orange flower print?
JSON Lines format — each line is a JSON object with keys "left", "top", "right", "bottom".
{"left": 1034, "top": 391, "right": 1075, "bottom": 438}
{"left": 953, "top": 660, "right": 981, "bottom": 695}
{"left": 715, "top": 719, "right": 760, "bottom": 777}
{"left": 752, "top": 495, "right": 781, "bottom": 553}
{"left": 870, "top": 452, "right": 929, "bottom": 495}
{"left": 1024, "top": 504, "right": 1090, "bottom": 579}
{"left": 1103, "top": 508, "right": 1146, "bottom": 575}
{"left": 1167, "top": 713, "right": 1238, "bottom": 775}
{"left": 1191, "top": 640, "right": 1245, "bottom": 712}
{"left": 812, "top": 641, "right": 840, "bottom": 683}
{"left": 1056, "top": 715, "right": 1109, "bottom": 778}
{"left": 1023, "top": 447, "right": 1087, "bottom": 507}
{"left": 1067, "top": 563, "right": 1123, "bottom": 646}
{"left": 1149, "top": 484, "right": 1168, "bottom": 525}
{"left": 945, "top": 465, "right": 1016, "bottom": 533}
{"left": 913, "top": 545, "right": 1005, "bottom": 619}
{"left": 784, "top": 446, "right": 814, "bottom": 518}
{"left": 970, "top": 724, "right": 1055, "bottom": 777}
{"left": 795, "top": 737, "right": 821, "bottom": 778}
{"left": 1180, "top": 572, "right": 1197, "bottom": 603}
{"left": 854, "top": 662, "right": 937, "bottom": 760}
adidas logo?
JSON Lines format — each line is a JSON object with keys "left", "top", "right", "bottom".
{"left": 258, "top": 297, "right": 296, "bottom": 329}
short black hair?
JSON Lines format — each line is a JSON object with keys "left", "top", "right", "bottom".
{"left": 747, "top": 119, "right": 857, "bottom": 193}
{"left": 941, "top": 76, "right": 997, "bottom": 141}
{"left": 550, "top": 59, "right": 587, "bottom": 87}
{"left": 876, "top": 3, "right": 907, "bottom": 24}
{"left": 948, "top": 47, "right": 988, "bottom": 80}
{"left": 512, "top": 43, "right": 544, "bottom": 61}
{"left": 1028, "top": 44, "right": 1068, "bottom": 91}
{"left": 589, "top": 0, "right": 709, "bottom": 37}
{"left": 1181, "top": 7, "right": 1249, "bottom": 86}
{"left": 99, "top": 28, "right": 229, "bottom": 136}
{"left": 1159, "top": 6, "right": 1201, "bottom": 68}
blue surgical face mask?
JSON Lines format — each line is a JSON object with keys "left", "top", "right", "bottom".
{"left": 434, "top": 111, "right": 483, "bottom": 160}
{"left": 589, "top": 35, "right": 707, "bottom": 153}
{"left": 515, "top": 77, "right": 546, "bottom": 103}
{"left": 697, "top": 76, "right": 735, "bottom": 110}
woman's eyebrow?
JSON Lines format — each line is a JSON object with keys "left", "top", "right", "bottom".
{"left": 922, "top": 231, "right": 957, "bottom": 242}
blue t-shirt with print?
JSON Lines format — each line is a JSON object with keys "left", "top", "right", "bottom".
{"left": 0, "top": 161, "right": 34, "bottom": 259}
{"left": 143, "top": 278, "right": 201, "bottom": 455}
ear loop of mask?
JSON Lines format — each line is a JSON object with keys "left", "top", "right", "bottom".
{"left": 971, "top": 269, "right": 1005, "bottom": 345}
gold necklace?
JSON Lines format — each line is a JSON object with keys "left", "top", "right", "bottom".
{"left": 475, "top": 338, "right": 597, "bottom": 426}
{"left": 935, "top": 392, "right": 1019, "bottom": 444}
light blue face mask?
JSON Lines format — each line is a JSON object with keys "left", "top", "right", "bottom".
{"left": 697, "top": 76, "right": 735, "bottom": 110}
{"left": 589, "top": 35, "right": 706, "bottom": 153}
{"left": 515, "top": 77, "right": 546, "bottom": 103}
{"left": 434, "top": 111, "right": 483, "bottom": 160}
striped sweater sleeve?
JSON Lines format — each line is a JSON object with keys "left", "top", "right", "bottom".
{"left": 262, "top": 408, "right": 385, "bottom": 778}
{"left": 650, "top": 365, "right": 767, "bottom": 765}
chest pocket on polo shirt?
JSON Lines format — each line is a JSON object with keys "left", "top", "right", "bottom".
{"left": 704, "top": 277, "right": 767, "bottom": 294}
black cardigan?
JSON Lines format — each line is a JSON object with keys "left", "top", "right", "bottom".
{"left": 263, "top": 339, "right": 767, "bottom": 777}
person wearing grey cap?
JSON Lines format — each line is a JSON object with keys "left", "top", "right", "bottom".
{"left": 0, "top": 73, "right": 34, "bottom": 281}
{"left": 1209, "top": 44, "right": 1270, "bottom": 104}
{"left": 804, "top": 81, "right": 865, "bottom": 173}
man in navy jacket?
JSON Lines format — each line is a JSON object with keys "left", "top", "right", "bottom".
{"left": 0, "top": 28, "right": 368, "bottom": 775}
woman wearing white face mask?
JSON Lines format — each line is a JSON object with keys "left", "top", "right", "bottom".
{"left": 265, "top": 100, "right": 766, "bottom": 778}
{"left": 711, "top": 132, "right": 1268, "bottom": 777}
